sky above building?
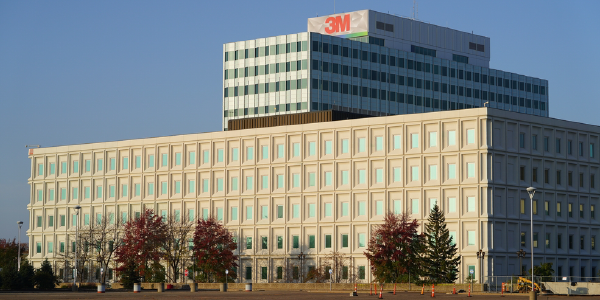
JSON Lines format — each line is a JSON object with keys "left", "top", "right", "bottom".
{"left": 1, "top": 0, "right": 599, "bottom": 241}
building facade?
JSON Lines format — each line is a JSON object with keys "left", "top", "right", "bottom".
{"left": 27, "top": 108, "right": 599, "bottom": 283}
{"left": 223, "top": 10, "right": 549, "bottom": 130}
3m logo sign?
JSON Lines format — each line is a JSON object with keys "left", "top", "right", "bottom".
{"left": 325, "top": 14, "right": 350, "bottom": 34}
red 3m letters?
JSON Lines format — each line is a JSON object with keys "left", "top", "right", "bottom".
{"left": 324, "top": 14, "right": 350, "bottom": 34}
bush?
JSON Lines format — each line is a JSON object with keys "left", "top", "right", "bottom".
{"left": 33, "top": 259, "right": 58, "bottom": 290}
{"left": 19, "top": 260, "right": 35, "bottom": 290}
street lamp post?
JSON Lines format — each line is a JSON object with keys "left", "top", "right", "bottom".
{"left": 476, "top": 250, "right": 485, "bottom": 285}
{"left": 72, "top": 205, "right": 81, "bottom": 292}
{"left": 17, "top": 221, "right": 23, "bottom": 272}
{"left": 329, "top": 269, "right": 333, "bottom": 291}
{"left": 527, "top": 187, "right": 537, "bottom": 295}
{"left": 297, "top": 251, "right": 305, "bottom": 283}
{"left": 516, "top": 249, "right": 526, "bottom": 276}
{"left": 225, "top": 269, "right": 229, "bottom": 290}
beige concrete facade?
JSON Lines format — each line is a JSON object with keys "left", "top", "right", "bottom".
{"left": 27, "top": 108, "right": 599, "bottom": 283}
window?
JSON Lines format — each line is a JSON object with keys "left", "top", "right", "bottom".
{"left": 520, "top": 166, "right": 526, "bottom": 181}
{"left": 358, "top": 233, "right": 366, "bottom": 247}
{"left": 358, "top": 266, "right": 366, "bottom": 279}
{"left": 429, "top": 132, "right": 437, "bottom": 147}
{"left": 341, "top": 202, "right": 349, "bottom": 217}
{"left": 309, "top": 203, "right": 316, "bottom": 218}
{"left": 544, "top": 137, "right": 549, "bottom": 152}
{"left": 520, "top": 199, "right": 526, "bottom": 214}
{"left": 544, "top": 201, "right": 549, "bottom": 215}
{"left": 519, "top": 133, "right": 525, "bottom": 149}
{"left": 247, "top": 147, "right": 254, "bottom": 160}
{"left": 467, "top": 231, "right": 475, "bottom": 245}
{"left": 568, "top": 140, "right": 573, "bottom": 155}
{"left": 375, "top": 136, "right": 383, "bottom": 151}
{"left": 592, "top": 236, "right": 596, "bottom": 250}
{"left": 544, "top": 169, "right": 550, "bottom": 184}
{"left": 97, "top": 186, "right": 103, "bottom": 198}
{"left": 260, "top": 175, "right": 268, "bottom": 190}
{"left": 581, "top": 235, "right": 585, "bottom": 250}
{"left": 429, "top": 165, "right": 437, "bottom": 180}
{"left": 358, "top": 170, "right": 366, "bottom": 184}
{"left": 533, "top": 232, "right": 538, "bottom": 248}
{"left": 86, "top": 160, "right": 91, "bottom": 172}
{"left": 48, "top": 215, "right": 54, "bottom": 227}
{"left": 448, "top": 163, "right": 456, "bottom": 179}
{"left": 532, "top": 135, "right": 538, "bottom": 150}
{"left": 556, "top": 138, "right": 561, "bottom": 153}
{"left": 375, "top": 169, "right": 383, "bottom": 183}
{"left": 569, "top": 235, "right": 573, "bottom": 249}
{"left": 411, "top": 134, "right": 419, "bottom": 149}
{"left": 580, "top": 204, "right": 584, "bottom": 218}
{"left": 308, "top": 142, "right": 316, "bottom": 156}
{"left": 217, "top": 149, "right": 224, "bottom": 163}
{"left": 49, "top": 189, "right": 54, "bottom": 201}
{"left": 341, "top": 170, "right": 349, "bottom": 185}
{"left": 447, "top": 197, "right": 457, "bottom": 213}
{"left": 325, "top": 234, "right": 332, "bottom": 248}
{"left": 557, "top": 202, "right": 562, "bottom": 217}
{"left": 392, "top": 167, "right": 401, "bottom": 182}
{"left": 309, "top": 172, "right": 316, "bottom": 187}
{"left": 261, "top": 205, "right": 268, "bottom": 220}
{"left": 309, "top": 235, "right": 316, "bottom": 248}
{"left": 591, "top": 143, "right": 595, "bottom": 158}
{"left": 448, "top": 131, "right": 456, "bottom": 146}
{"left": 533, "top": 200, "right": 538, "bottom": 215}
{"left": 292, "top": 173, "right": 300, "bottom": 188}
{"left": 568, "top": 172, "right": 573, "bottom": 186}
{"left": 411, "top": 166, "right": 419, "bottom": 181}
{"left": 292, "top": 235, "right": 299, "bottom": 249}
{"left": 467, "top": 197, "right": 475, "bottom": 212}
{"left": 246, "top": 237, "right": 252, "bottom": 249}
{"left": 246, "top": 206, "right": 253, "bottom": 220}
{"left": 533, "top": 168, "right": 538, "bottom": 182}
{"left": 358, "top": 138, "right": 366, "bottom": 153}
{"left": 293, "top": 204, "right": 300, "bottom": 218}
{"left": 467, "top": 129, "right": 475, "bottom": 145}
{"left": 376, "top": 201, "right": 383, "bottom": 215}
{"left": 277, "top": 144, "right": 284, "bottom": 158}
{"left": 411, "top": 199, "right": 419, "bottom": 214}
{"left": 352, "top": 201, "right": 364, "bottom": 217}
{"left": 245, "top": 267, "right": 252, "bottom": 280}
{"left": 342, "top": 234, "right": 349, "bottom": 248}
{"left": 38, "top": 164, "right": 44, "bottom": 176}
{"left": 325, "top": 171, "right": 333, "bottom": 186}
{"left": 592, "top": 205, "right": 595, "bottom": 219}
{"left": 467, "top": 163, "right": 475, "bottom": 178}
{"left": 261, "top": 236, "right": 268, "bottom": 250}
{"left": 393, "top": 135, "right": 401, "bottom": 150}
{"left": 569, "top": 203, "right": 573, "bottom": 218}
{"left": 161, "top": 154, "right": 168, "bottom": 167}
{"left": 73, "top": 161, "right": 79, "bottom": 173}
{"left": 293, "top": 143, "right": 300, "bottom": 157}
{"left": 84, "top": 187, "right": 90, "bottom": 199}
{"left": 558, "top": 234, "right": 562, "bottom": 249}
{"left": 272, "top": 174, "right": 281, "bottom": 189}
{"left": 341, "top": 139, "right": 349, "bottom": 154}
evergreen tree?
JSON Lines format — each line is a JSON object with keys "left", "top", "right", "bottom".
{"left": 1, "top": 261, "right": 20, "bottom": 290}
{"left": 423, "top": 204, "right": 460, "bottom": 283}
{"left": 19, "top": 260, "right": 35, "bottom": 290}
{"left": 33, "top": 259, "right": 58, "bottom": 290}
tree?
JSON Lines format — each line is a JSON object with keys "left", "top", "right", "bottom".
{"left": 528, "top": 263, "right": 554, "bottom": 282}
{"left": 306, "top": 251, "right": 357, "bottom": 283}
{"left": 19, "top": 260, "right": 35, "bottom": 289}
{"left": 192, "top": 217, "right": 238, "bottom": 283}
{"left": 162, "top": 211, "right": 195, "bottom": 283}
{"left": 115, "top": 208, "right": 168, "bottom": 287}
{"left": 0, "top": 261, "right": 20, "bottom": 290}
{"left": 364, "top": 212, "right": 423, "bottom": 284}
{"left": 33, "top": 259, "right": 59, "bottom": 290}
{"left": 423, "top": 204, "right": 460, "bottom": 283}
{"left": 0, "top": 238, "right": 28, "bottom": 271}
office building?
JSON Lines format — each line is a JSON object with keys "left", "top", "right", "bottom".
{"left": 223, "top": 10, "right": 549, "bottom": 130}
{"left": 27, "top": 108, "right": 599, "bottom": 282}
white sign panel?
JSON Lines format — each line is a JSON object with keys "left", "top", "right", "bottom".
{"left": 307, "top": 10, "right": 369, "bottom": 38}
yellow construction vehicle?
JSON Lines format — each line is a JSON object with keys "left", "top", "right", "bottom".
{"left": 517, "top": 277, "right": 541, "bottom": 293}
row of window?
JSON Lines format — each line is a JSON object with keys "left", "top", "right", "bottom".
{"left": 224, "top": 102, "right": 308, "bottom": 118}
{"left": 34, "top": 130, "right": 478, "bottom": 177}
{"left": 518, "top": 133, "right": 596, "bottom": 158}
{"left": 223, "top": 78, "right": 308, "bottom": 97}
{"left": 224, "top": 41, "right": 309, "bottom": 62}
{"left": 520, "top": 199, "right": 597, "bottom": 220}
{"left": 311, "top": 40, "right": 547, "bottom": 95}
{"left": 520, "top": 231, "right": 597, "bottom": 251}
{"left": 224, "top": 59, "right": 308, "bottom": 79}
{"left": 310, "top": 77, "right": 547, "bottom": 111}
{"left": 519, "top": 166, "right": 597, "bottom": 189}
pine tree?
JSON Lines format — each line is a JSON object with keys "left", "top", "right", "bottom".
{"left": 33, "top": 259, "right": 59, "bottom": 290}
{"left": 424, "top": 204, "right": 460, "bottom": 283}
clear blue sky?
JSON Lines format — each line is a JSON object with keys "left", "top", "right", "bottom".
{"left": 1, "top": 0, "right": 599, "bottom": 241}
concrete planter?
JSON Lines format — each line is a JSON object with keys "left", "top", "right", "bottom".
{"left": 133, "top": 283, "right": 141, "bottom": 293}
{"left": 190, "top": 283, "right": 197, "bottom": 292}
{"left": 245, "top": 283, "right": 252, "bottom": 291}
{"left": 157, "top": 282, "right": 164, "bottom": 292}
{"left": 97, "top": 283, "right": 105, "bottom": 293}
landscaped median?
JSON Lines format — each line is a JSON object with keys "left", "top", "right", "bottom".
{"left": 107, "top": 282, "right": 482, "bottom": 292}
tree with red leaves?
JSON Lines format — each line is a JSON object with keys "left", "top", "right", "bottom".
{"left": 0, "top": 238, "right": 28, "bottom": 270}
{"left": 115, "top": 209, "right": 168, "bottom": 288}
{"left": 193, "top": 217, "right": 238, "bottom": 283}
{"left": 364, "top": 212, "right": 424, "bottom": 284}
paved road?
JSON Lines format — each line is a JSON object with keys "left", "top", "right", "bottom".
{"left": 0, "top": 290, "right": 594, "bottom": 299}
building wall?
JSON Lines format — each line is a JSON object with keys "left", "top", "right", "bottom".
{"left": 27, "top": 108, "right": 599, "bottom": 282}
